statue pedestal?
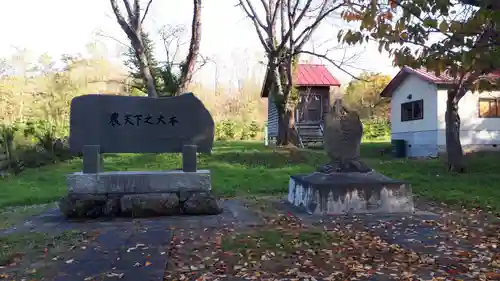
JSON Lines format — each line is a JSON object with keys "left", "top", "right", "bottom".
{"left": 287, "top": 171, "right": 415, "bottom": 215}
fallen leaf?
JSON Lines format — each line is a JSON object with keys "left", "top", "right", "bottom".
{"left": 106, "top": 272, "right": 124, "bottom": 279}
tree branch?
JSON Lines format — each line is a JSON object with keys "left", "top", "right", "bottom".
{"left": 294, "top": 2, "right": 345, "bottom": 51}
{"left": 132, "top": 0, "right": 141, "bottom": 28}
{"left": 291, "top": 0, "right": 300, "bottom": 18}
{"left": 283, "top": 0, "right": 294, "bottom": 96}
{"left": 271, "top": 0, "right": 282, "bottom": 28}
{"left": 259, "top": 0, "right": 271, "bottom": 24}
{"left": 159, "top": 25, "right": 186, "bottom": 66}
{"left": 110, "top": 0, "right": 136, "bottom": 38}
{"left": 191, "top": 55, "right": 212, "bottom": 76}
{"left": 177, "top": 0, "right": 202, "bottom": 94}
{"left": 298, "top": 50, "right": 365, "bottom": 81}
{"left": 276, "top": 0, "right": 313, "bottom": 52}
{"left": 110, "top": 0, "right": 158, "bottom": 97}
{"left": 237, "top": 0, "right": 272, "bottom": 53}
{"left": 121, "top": 0, "right": 135, "bottom": 22}
{"left": 280, "top": 0, "right": 286, "bottom": 43}
{"left": 243, "top": 0, "right": 269, "bottom": 31}
{"left": 141, "top": 0, "right": 154, "bottom": 25}
{"left": 96, "top": 30, "right": 131, "bottom": 48}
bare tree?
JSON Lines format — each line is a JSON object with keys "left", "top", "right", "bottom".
{"left": 177, "top": 0, "right": 202, "bottom": 95}
{"left": 159, "top": 25, "right": 186, "bottom": 70}
{"left": 238, "top": 0, "right": 346, "bottom": 145}
{"left": 158, "top": 22, "right": 210, "bottom": 95}
{"left": 109, "top": 0, "right": 158, "bottom": 97}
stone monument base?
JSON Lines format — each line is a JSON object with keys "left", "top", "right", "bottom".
{"left": 287, "top": 171, "right": 414, "bottom": 215}
{"left": 59, "top": 170, "right": 222, "bottom": 218}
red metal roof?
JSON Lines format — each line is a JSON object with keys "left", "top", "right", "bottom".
{"left": 295, "top": 64, "right": 341, "bottom": 86}
{"left": 380, "top": 66, "right": 500, "bottom": 97}
{"left": 260, "top": 63, "right": 341, "bottom": 97}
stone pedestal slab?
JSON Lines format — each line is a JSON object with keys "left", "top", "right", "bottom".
{"left": 60, "top": 170, "right": 221, "bottom": 218}
{"left": 288, "top": 171, "right": 414, "bottom": 215}
{"left": 67, "top": 170, "right": 211, "bottom": 194}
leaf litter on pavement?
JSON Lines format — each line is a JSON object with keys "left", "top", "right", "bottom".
{"left": 165, "top": 197, "right": 500, "bottom": 281}
{"left": 0, "top": 230, "right": 95, "bottom": 280}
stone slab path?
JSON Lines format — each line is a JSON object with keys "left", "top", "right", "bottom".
{"left": 2, "top": 200, "right": 262, "bottom": 237}
{"left": 2, "top": 198, "right": 499, "bottom": 280}
{"left": 2, "top": 200, "right": 263, "bottom": 281}
{"left": 54, "top": 226, "right": 171, "bottom": 281}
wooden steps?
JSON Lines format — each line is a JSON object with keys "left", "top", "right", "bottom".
{"left": 295, "top": 123, "right": 324, "bottom": 148}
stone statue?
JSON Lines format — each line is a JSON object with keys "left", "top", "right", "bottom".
{"left": 290, "top": 100, "right": 414, "bottom": 216}
{"left": 319, "top": 99, "right": 372, "bottom": 173}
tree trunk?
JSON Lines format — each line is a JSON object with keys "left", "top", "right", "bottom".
{"left": 134, "top": 45, "right": 158, "bottom": 98}
{"left": 109, "top": 0, "right": 158, "bottom": 98}
{"left": 445, "top": 88, "right": 466, "bottom": 173}
{"left": 277, "top": 108, "right": 295, "bottom": 146}
{"left": 270, "top": 58, "right": 290, "bottom": 146}
{"left": 277, "top": 109, "right": 288, "bottom": 145}
{"left": 288, "top": 109, "right": 298, "bottom": 145}
{"left": 177, "top": 0, "right": 202, "bottom": 95}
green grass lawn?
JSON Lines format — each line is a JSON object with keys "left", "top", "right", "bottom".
{"left": 0, "top": 141, "right": 500, "bottom": 212}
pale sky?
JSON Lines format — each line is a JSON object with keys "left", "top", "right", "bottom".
{"left": 0, "top": 0, "right": 400, "bottom": 88}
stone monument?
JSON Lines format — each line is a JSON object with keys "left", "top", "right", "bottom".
{"left": 59, "top": 93, "right": 222, "bottom": 218}
{"left": 288, "top": 99, "right": 414, "bottom": 215}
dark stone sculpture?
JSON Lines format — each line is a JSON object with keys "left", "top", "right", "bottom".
{"left": 287, "top": 99, "right": 414, "bottom": 215}
{"left": 69, "top": 93, "right": 214, "bottom": 154}
{"left": 319, "top": 99, "right": 372, "bottom": 173}
{"left": 60, "top": 93, "right": 222, "bottom": 219}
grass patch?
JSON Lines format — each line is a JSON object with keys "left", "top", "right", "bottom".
{"left": 0, "top": 141, "right": 323, "bottom": 208}
{"left": 366, "top": 151, "right": 500, "bottom": 211}
{"left": 222, "top": 229, "right": 338, "bottom": 255}
{"left": 0, "top": 204, "right": 55, "bottom": 230}
{"left": 0, "top": 230, "right": 91, "bottom": 279}
{"left": 167, "top": 225, "right": 342, "bottom": 278}
{"left": 0, "top": 140, "right": 500, "bottom": 211}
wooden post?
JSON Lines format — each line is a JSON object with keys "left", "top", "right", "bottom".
{"left": 182, "top": 145, "right": 197, "bottom": 172}
{"left": 82, "top": 145, "right": 102, "bottom": 174}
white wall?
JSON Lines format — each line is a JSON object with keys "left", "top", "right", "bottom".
{"left": 267, "top": 95, "right": 279, "bottom": 138}
{"left": 390, "top": 74, "right": 500, "bottom": 156}
{"left": 390, "top": 75, "right": 439, "bottom": 157}
{"left": 391, "top": 75, "right": 438, "bottom": 133}
{"left": 437, "top": 89, "right": 500, "bottom": 149}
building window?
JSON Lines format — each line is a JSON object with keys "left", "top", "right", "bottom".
{"left": 479, "top": 98, "right": 500, "bottom": 118}
{"left": 401, "top": 99, "right": 424, "bottom": 122}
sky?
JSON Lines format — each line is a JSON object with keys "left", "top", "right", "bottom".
{"left": 0, "top": 0, "right": 400, "bottom": 88}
